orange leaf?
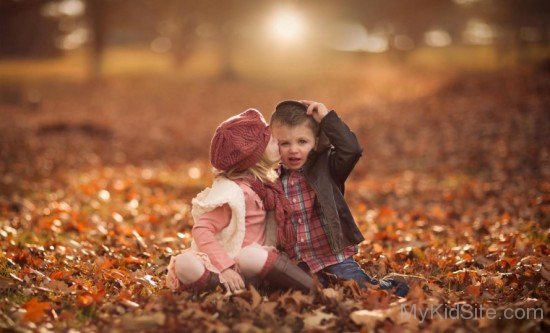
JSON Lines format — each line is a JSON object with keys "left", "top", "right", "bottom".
{"left": 491, "top": 276, "right": 504, "bottom": 287}
{"left": 37, "top": 216, "right": 56, "bottom": 231}
{"left": 124, "top": 256, "right": 145, "bottom": 265}
{"left": 373, "top": 243, "right": 384, "bottom": 253}
{"left": 50, "top": 270, "right": 71, "bottom": 280}
{"left": 100, "top": 258, "right": 116, "bottom": 270}
{"left": 429, "top": 205, "right": 446, "bottom": 220}
{"left": 118, "top": 289, "right": 132, "bottom": 301}
{"left": 78, "top": 293, "right": 95, "bottom": 306}
{"left": 465, "top": 283, "right": 481, "bottom": 298}
{"left": 487, "top": 244, "right": 499, "bottom": 252}
{"left": 378, "top": 206, "right": 395, "bottom": 218}
{"left": 93, "top": 288, "right": 106, "bottom": 302}
{"left": 23, "top": 298, "right": 52, "bottom": 322}
{"left": 356, "top": 202, "right": 367, "bottom": 213}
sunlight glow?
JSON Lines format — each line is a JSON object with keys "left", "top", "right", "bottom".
{"left": 188, "top": 167, "right": 202, "bottom": 180}
{"left": 42, "top": 0, "right": 85, "bottom": 17}
{"left": 463, "top": 19, "right": 495, "bottom": 45}
{"left": 453, "top": 0, "right": 481, "bottom": 5}
{"left": 58, "top": 0, "right": 85, "bottom": 16}
{"left": 268, "top": 8, "right": 305, "bottom": 43}
{"left": 424, "top": 29, "right": 452, "bottom": 47}
{"left": 363, "top": 34, "right": 389, "bottom": 53}
{"left": 57, "top": 27, "right": 89, "bottom": 50}
{"left": 98, "top": 190, "right": 110, "bottom": 202}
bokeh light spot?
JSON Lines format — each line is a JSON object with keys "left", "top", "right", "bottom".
{"left": 268, "top": 8, "right": 305, "bottom": 43}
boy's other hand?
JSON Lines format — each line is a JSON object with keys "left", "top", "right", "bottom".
{"left": 300, "top": 100, "right": 329, "bottom": 123}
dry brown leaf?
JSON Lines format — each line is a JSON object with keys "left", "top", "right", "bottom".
{"left": 46, "top": 280, "right": 71, "bottom": 293}
{"left": 121, "top": 312, "right": 166, "bottom": 330}
{"left": 258, "top": 301, "right": 278, "bottom": 316}
{"left": 464, "top": 282, "right": 481, "bottom": 298}
{"left": 249, "top": 284, "right": 262, "bottom": 309}
{"left": 350, "top": 308, "right": 391, "bottom": 326}
{"left": 322, "top": 287, "right": 343, "bottom": 302}
{"left": 303, "top": 308, "right": 336, "bottom": 330}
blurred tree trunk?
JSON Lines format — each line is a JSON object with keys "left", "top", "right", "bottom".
{"left": 86, "top": 0, "right": 107, "bottom": 78}
{"left": 473, "top": 0, "right": 550, "bottom": 66}
{"left": 165, "top": 0, "right": 198, "bottom": 69}
{"left": 162, "top": 0, "right": 241, "bottom": 79}
{"left": 0, "top": 0, "right": 60, "bottom": 58}
{"left": 214, "top": 1, "right": 239, "bottom": 80}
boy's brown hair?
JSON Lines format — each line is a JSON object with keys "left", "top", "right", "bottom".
{"left": 270, "top": 100, "right": 318, "bottom": 135}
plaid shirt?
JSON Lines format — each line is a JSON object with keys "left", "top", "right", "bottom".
{"left": 280, "top": 168, "right": 356, "bottom": 273}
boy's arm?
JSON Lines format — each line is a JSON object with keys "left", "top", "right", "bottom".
{"left": 301, "top": 100, "right": 362, "bottom": 184}
{"left": 319, "top": 111, "right": 363, "bottom": 184}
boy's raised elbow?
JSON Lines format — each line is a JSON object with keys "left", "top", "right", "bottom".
{"left": 348, "top": 141, "right": 363, "bottom": 160}
{"left": 352, "top": 146, "right": 363, "bottom": 159}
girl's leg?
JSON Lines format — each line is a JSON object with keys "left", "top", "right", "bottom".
{"left": 174, "top": 251, "right": 207, "bottom": 284}
{"left": 236, "top": 245, "right": 313, "bottom": 292}
{"left": 236, "top": 244, "right": 273, "bottom": 278}
{"left": 168, "top": 252, "right": 218, "bottom": 291}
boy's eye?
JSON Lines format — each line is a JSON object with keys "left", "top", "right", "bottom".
{"left": 298, "top": 139, "right": 308, "bottom": 144}
{"left": 279, "top": 142, "right": 289, "bottom": 147}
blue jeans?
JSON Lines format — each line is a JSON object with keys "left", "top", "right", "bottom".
{"left": 299, "top": 258, "right": 409, "bottom": 297}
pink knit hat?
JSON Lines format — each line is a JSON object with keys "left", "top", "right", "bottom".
{"left": 210, "top": 109, "right": 271, "bottom": 172}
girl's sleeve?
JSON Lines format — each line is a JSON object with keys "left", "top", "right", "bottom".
{"left": 192, "top": 204, "right": 235, "bottom": 272}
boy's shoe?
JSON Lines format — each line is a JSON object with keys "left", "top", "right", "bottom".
{"left": 378, "top": 274, "right": 410, "bottom": 297}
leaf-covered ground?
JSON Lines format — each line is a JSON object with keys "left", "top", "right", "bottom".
{"left": 1, "top": 66, "right": 549, "bottom": 332}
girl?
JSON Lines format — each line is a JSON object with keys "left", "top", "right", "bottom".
{"left": 166, "top": 109, "right": 312, "bottom": 293}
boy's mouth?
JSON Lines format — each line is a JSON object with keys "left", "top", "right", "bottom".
{"left": 287, "top": 157, "right": 302, "bottom": 166}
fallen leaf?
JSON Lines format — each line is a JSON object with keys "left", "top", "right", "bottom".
{"left": 78, "top": 293, "right": 95, "bottom": 306}
{"left": 121, "top": 312, "right": 166, "bottom": 330}
{"left": 322, "top": 287, "right": 343, "bottom": 302}
{"left": 350, "top": 309, "right": 389, "bottom": 326}
{"left": 464, "top": 282, "right": 481, "bottom": 298}
{"left": 303, "top": 308, "right": 336, "bottom": 330}
{"left": 249, "top": 285, "right": 262, "bottom": 309}
{"left": 23, "top": 298, "right": 52, "bottom": 322}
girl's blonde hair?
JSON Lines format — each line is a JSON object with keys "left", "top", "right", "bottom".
{"left": 215, "top": 152, "right": 278, "bottom": 183}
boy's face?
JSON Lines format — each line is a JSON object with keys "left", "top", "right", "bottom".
{"left": 272, "top": 122, "right": 316, "bottom": 170}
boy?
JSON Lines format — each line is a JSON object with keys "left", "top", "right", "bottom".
{"left": 270, "top": 100, "right": 408, "bottom": 296}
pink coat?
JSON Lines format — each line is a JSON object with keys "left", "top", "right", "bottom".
{"left": 191, "top": 179, "right": 267, "bottom": 272}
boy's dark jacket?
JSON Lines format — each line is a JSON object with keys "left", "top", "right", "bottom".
{"left": 280, "top": 110, "right": 365, "bottom": 253}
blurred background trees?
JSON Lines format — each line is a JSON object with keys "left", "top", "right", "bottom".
{"left": 0, "top": 0, "right": 548, "bottom": 78}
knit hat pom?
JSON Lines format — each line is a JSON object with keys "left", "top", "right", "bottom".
{"left": 210, "top": 109, "right": 271, "bottom": 172}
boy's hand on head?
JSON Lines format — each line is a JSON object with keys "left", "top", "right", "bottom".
{"left": 300, "top": 100, "right": 329, "bottom": 123}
